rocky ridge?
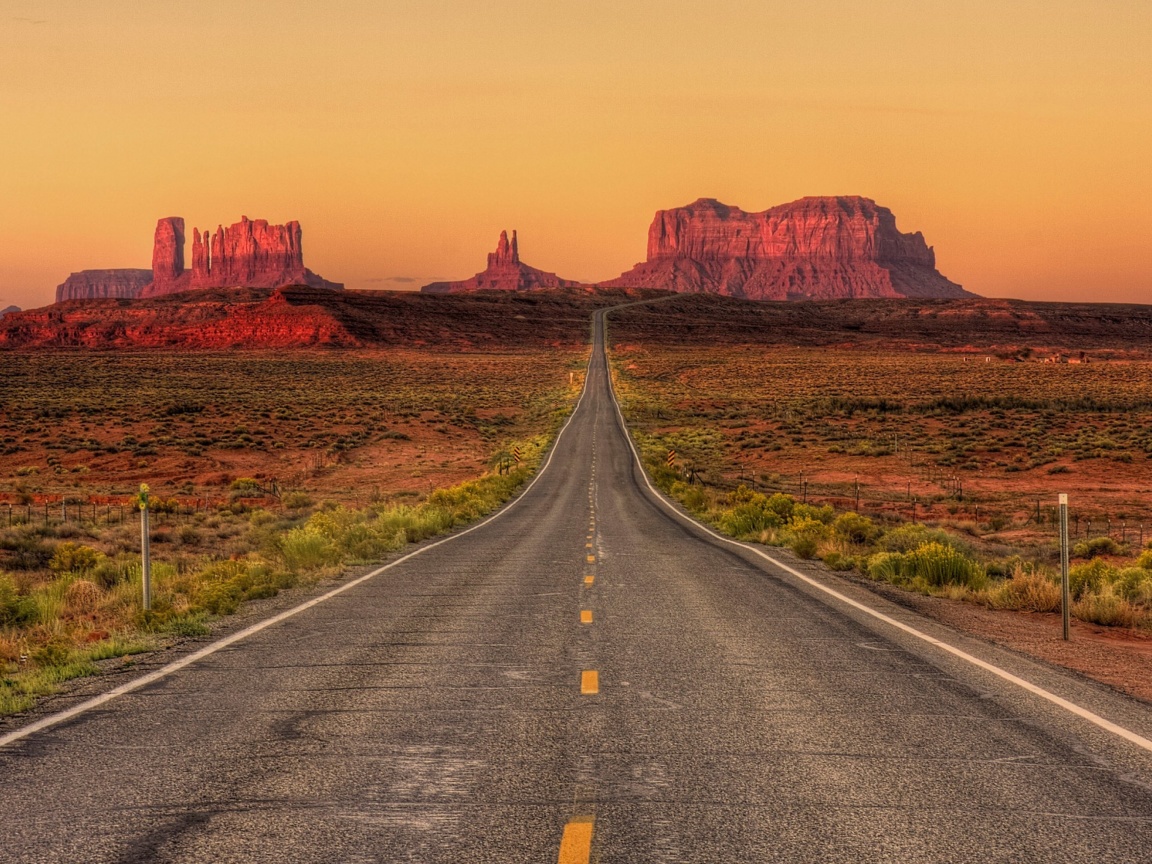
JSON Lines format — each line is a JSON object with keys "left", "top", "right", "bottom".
{"left": 422, "top": 231, "right": 585, "bottom": 293}
{"left": 605, "top": 196, "right": 971, "bottom": 300}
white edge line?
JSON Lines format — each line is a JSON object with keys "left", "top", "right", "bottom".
{"left": 598, "top": 308, "right": 1152, "bottom": 755}
{"left": 0, "top": 342, "right": 598, "bottom": 750}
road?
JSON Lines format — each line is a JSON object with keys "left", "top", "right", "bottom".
{"left": 5, "top": 308, "right": 1152, "bottom": 862}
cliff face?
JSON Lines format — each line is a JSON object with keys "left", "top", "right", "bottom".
{"left": 606, "top": 196, "right": 972, "bottom": 300}
{"left": 140, "top": 216, "right": 343, "bottom": 297}
{"left": 422, "top": 230, "right": 586, "bottom": 293}
{"left": 55, "top": 269, "right": 154, "bottom": 303}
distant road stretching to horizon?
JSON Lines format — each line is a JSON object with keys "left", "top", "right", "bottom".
{"left": 4, "top": 309, "right": 1152, "bottom": 862}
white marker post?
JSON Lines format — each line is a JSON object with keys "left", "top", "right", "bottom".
{"left": 1059, "top": 493, "right": 1070, "bottom": 641}
{"left": 139, "top": 484, "right": 152, "bottom": 612}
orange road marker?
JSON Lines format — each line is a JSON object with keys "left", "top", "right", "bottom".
{"left": 557, "top": 817, "right": 594, "bottom": 864}
{"left": 584, "top": 575, "right": 594, "bottom": 586}
{"left": 580, "top": 670, "right": 599, "bottom": 694}
{"left": 580, "top": 609, "right": 593, "bottom": 624}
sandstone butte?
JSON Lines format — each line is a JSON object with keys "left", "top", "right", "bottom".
{"left": 603, "top": 196, "right": 974, "bottom": 300}
{"left": 53, "top": 217, "right": 342, "bottom": 303}
{"left": 144, "top": 216, "right": 342, "bottom": 297}
{"left": 421, "top": 230, "right": 586, "bottom": 293}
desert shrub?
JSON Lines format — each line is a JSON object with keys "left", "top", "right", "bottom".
{"left": 790, "top": 535, "right": 818, "bottom": 559}
{"left": 0, "top": 535, "right": 53, "bottom": 570}
{"left": 63, "top": 579, "right": 104, "bottom": 616}
{"left": 904, "top": 542, "right": 986, "bottom": 589}
{"left": 670, "top": 482, "right": 709, "bottom": 513}
{"left": 985, "top": 567, "right": 1061, "bottom": 612}
{"left": 1073, "top": 585, "right": 1141, "bottom": 628}
{"left": 279, "top": 528, "right": 340, "bottom": 573}
{"left": 765, "top": 493, "right": 795, "bottom": 522}
{"left": 1069, "top": 559, "right": 1113, "bottom": 600}
{"left": 178, "top": 526, "right": 201, "bottom": 546}
{"left": 91, "top": 559, "right": 128, "bottom": 589}
{"left": 49, "top": 543, "right": 101, "bottom": 576}
{"left": 833, "top": 512, "right": 880, "bottom": 545}
{"left": 283, "top": 491, "right": 313, "bottom": 510}
{"left": 1072, "top": 536, "right": 1120, "bottom": 559}
{"left": 1113, "top": 567, "right": 1152, "bottom": 606}
{"left": 880, "top": 524, "right": 968, "bottom": 555}
{"left": 868, "top": 551, "right": 906, "bottom": 583}
{"left": 720, "top": 489, "right": 784, "bottom": 537}
{"left": 792, "top": 503, "right": 834, "bottom": 524}
{"left": 0, "top": 572, "right": 32, "bottom": 625}
{"left": 1134, "top": 550, "right": 1152, "bottom": 570}
{"left": 230, "top": 477, "right": 261, "bottom": 493}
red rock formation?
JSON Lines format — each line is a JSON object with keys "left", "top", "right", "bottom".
{"left": 55, "top": 269, "right": 153, "bottom": 303}
{"left": 150, "top": 217, "right": 185, "bottom": 292}
{"left": 0, "top": 305, "right": 20, "bottom": 318}
{"left": 422, "top": 230, "right": 586, "bottom": 293}
{"left": 140, "top": 216, "right": 341, "bottom": 297}
{"left": 605, "top": 196, "right": 972, "bottom": 300}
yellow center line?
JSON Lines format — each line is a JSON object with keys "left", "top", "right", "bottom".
{"left": 581, "top": 670, "right": 599, "bottom": 695}
{"left": 586, "top": 554, "right": 595, "bottom": 563}
{"left": 585, "top": 542, "right": 593, "bottom": 548}
{"left": 580, "top": 609, "right": 593, "bottom": 624}
{"left": 584, "top": 575, "right": 594, "bottom": 585}
{"left": 557, "top": 818, "right": 594, "bottom": 864}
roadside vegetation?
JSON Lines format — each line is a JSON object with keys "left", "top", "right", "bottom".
{"left": 611, "top": 345, "right": 1152, "bottom": 634}
{"left": 0, "top": 349, "right": 587, "bottom": 718}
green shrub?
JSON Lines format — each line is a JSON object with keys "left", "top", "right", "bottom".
{"left": 833, "top": 512, "right": 880, "bottom": 545}
{"left": 790, "top": 536, "right": 818, "bottom": 559}
{"left": 1072, "top": 536, "right": 1120, "bottom": 559}
{"left": 1069, "top": 559, "right": 1113, "bottom": 600}
{"left": 49, "top": 542, "right": 101, "bottom": 575}
{"left": 1073, "top": 585, "right": 1140, "bottom": 628}
{"left": 1113, "top": 567, "right": 1152, "bottom": 606}
{"left": 868, "top": 551, "right": 906, "bottom": 583}
{"left": 985, "top": 567, "right": 1061, "bottom": 612}
{"left": 792, "top": 503, "right": 834, "bottom": 524}
{"left": 903, "top": 541, "right": 985, "bottom": 589}
{"left": 880, "top": 524, "right": 968, "bottom": 555}
{"left": 283, "top": 491, "right": 313, "bottom": 510}
{"left": 279, "top": 528, "right": 340, "bottom": 573}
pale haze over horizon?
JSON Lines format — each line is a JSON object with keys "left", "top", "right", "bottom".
{"left": 1, "top": 0, "right": 1149, "bottom": 310}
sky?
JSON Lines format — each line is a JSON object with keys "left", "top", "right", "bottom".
{"left": 1, "top": 0, "right": 1149, "bottom": 309}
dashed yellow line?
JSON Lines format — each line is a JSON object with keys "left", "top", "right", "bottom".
{"left": 580, "top": 609, "right": 593, "bottom": 624}
{"left": 557, "top": 817, "right": 594, "bottom": 864}
{"left": 584, "top": 575, "right": 594, "bottom": 586}
{"left": 585, "top": 542, "right": 593, "bottom": 548}
{"left": 581, "top": 670, "right": 599, "bottom": 695}
{"left": 586, "top": 555, "right": 595, "bottom": 563}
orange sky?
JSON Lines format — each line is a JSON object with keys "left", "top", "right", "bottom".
{"left": 1, "top": 1, "right": 1149, "bottom": 310}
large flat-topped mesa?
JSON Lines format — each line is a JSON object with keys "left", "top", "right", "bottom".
{"left": 422, "top": 230, "right": 585, "bottom": 293}
{"left": 143, "top": 216, "right": 341, "bottom": 297}
{"left": 605, "top": 196, "right": 973, "bottom": 300}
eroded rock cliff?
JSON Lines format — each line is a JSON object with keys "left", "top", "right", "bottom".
{"left": 422, "top": 231, "right": 586, "bottom": 293}
{"left": 605, "top": 196, "right": 971, "bottom": 299}
{"left": 142, "top": 216, "right": 341, "bottom": 297}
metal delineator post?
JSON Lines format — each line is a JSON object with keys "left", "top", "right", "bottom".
{"left": 1059, "top": 493, "right": 1070, "bottom": 641}
{"left": 140, "top": 484, "right": 152, "bottom": 612}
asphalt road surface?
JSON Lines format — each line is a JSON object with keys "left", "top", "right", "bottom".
{"left": 5, "top": 308, "right": 1152, "bottom": 862}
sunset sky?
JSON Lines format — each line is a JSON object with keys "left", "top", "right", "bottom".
{"left": 1, "top": 0, "right": 1149, "bottom": 310}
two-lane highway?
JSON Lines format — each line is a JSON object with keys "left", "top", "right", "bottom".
{"left": 4, "top": 309, "right": 1152, "bottom": 862}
